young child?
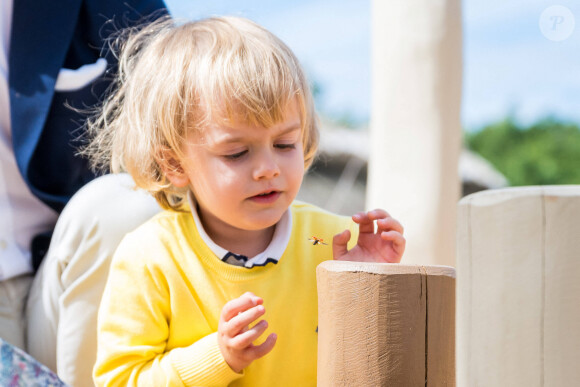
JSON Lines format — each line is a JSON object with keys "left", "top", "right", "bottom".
{"left": 89, "top": 16, "right": 405, "bottom": 386}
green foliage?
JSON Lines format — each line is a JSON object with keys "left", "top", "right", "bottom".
{"left": 465, "top": 118, "right": 580, "bottom": 186}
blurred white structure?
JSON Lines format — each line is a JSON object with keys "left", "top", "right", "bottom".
{"left": 299, "top": 125, "right": 507, "bottom": 218}
{"left": 460, "top": 148, "right": 508, "bottom": 195}
{"left": 366, "top": 0, "right": 463, "bottom": 267}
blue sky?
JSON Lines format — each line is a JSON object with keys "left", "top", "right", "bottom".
{"left": 165, "top": 0, "right": 580, "bottom": 131}
{"left": 464, "top": 0, "right": 580, "bottom": 129}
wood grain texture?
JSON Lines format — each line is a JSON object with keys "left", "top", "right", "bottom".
{"left": 456, "top": 186, "right": 580, "bottom": 386}
{"left": 427, "top": 272, "right": 455, "bottom": 386}
{"left": 317, "top": 261, "right": 455, "bottom": 386}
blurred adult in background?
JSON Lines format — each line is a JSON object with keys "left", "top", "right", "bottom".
{"left": 1, "top": 0, "right": 167, "bottom": 384}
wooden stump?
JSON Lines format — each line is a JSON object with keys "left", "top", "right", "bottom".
{"left": 317, "top": 261, "right": 455, "bottom": 386}
{"left": 457, "top": 186, "right": 580, "bottom": 386}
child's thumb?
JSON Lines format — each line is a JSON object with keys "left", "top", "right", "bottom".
{"left": 332, "top": 230, "right": 351, "bottom": 260}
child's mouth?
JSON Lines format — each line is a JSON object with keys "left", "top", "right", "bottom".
{"left": 250, "top": 191, "right": 281, "bottom": 203}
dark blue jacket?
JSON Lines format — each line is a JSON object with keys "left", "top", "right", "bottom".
{"left": 9, "top": 0, "right": 167, "bottom": 213}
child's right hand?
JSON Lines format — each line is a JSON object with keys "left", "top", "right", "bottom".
{"left": 217, "top": 292, "right": 277, "bottom": 373}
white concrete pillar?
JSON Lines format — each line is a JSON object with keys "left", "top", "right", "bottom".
{"left": 367, "top": 0, "right": 463, "bottom": 266}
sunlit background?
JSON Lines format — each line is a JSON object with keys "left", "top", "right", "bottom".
{"left": 165, "top": 0, "right": 371, "bottom": 126}
{"left": 165, "top": 0, "right": 580, "bottom": 212}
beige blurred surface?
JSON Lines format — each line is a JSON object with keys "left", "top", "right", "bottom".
{"left": 366, "top": 0, "right": 463, "bottom": 267}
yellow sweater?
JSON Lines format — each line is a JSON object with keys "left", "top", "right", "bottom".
{"left": 94, "top": 201, "right": 357, "bottom": 386}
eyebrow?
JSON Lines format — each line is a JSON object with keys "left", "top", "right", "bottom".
{"left": 276, "top": 124, "right": 302, "bottom": 136}
{"left": 217, "top": 123, "right": 302, "bottom": 144}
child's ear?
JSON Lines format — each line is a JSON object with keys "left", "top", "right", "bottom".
{"left": 157, "top": 148, "right": 190, "bottom": 188}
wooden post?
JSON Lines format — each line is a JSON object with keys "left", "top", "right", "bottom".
{"left": 457, "top": 186, "right": 580, "bottom": 386}
{"left": 317, "top": 261, "right": 455, "bottom": 386}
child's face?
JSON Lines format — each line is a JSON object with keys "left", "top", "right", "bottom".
{"left": 172, "top": 103, "right": 305, "bottom": 234}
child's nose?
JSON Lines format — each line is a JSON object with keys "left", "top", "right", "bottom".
{"left": 253, "top": 150, "right": 280, "bottom": 180}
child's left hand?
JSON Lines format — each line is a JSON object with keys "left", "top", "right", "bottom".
{"left": 333, "top": 209, "right": 405, "bottom": 263}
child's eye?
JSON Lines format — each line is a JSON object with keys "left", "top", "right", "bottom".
{"left": 223, "top": 150, "right": 247, "bottom": 160}
{"left": 275, "top": 143, "right": 296, "bottom": 150}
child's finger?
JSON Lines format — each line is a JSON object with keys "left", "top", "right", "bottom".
{"left": 247, "top": 332, "right": 277, "bottom": 360}
{"left": 332, "top": 230, "right": 351, "bottom": 259}
{"left": 377, "top": 217, "right": 404, "bottom": 235}
{"left": 230, "top": 319, "right": 269, "bottom": 349}
{"left": 353, "top": 209, "right": 391, "bottom": 234}
{"left": 366, "top": 208, "right": 390, "bottom": 221}
{"left": 381, "top": 231, "right": 406, "bottom": 256}
{"left": 226, "top": 304, "right": 266, "bottom": 336}
{"left": 221, "top": 292, "right": 263, "bottom": 322}
{"left": 352, "top": 212, "right": 375, "bottom": 233}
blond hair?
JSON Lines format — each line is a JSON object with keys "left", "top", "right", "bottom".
{"left": 86, "top": 16, "right": 319, "bottom": 210}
